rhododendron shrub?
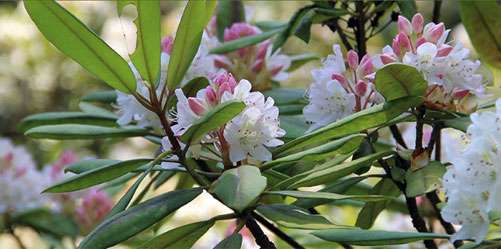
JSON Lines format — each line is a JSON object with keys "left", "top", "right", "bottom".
{"left": 16, "top": 0, "right": 501, "bottom": 248}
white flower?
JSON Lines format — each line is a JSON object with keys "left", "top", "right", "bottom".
{"left": 441, "top": 99, "right": 501, "bottom": 243}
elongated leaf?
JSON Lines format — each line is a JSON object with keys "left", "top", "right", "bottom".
{"left": 107, "top": 172, "right": 148, "bottom": 218}
{"left": 118, "top": 0, "right": 160, "bottom": 85}
{"left": 288, "top": 53, "right": 320, "bottom": 72}
{"left": 263, "top": 88, "right": 306, "bottom": 105}
{"left": 287, "top": 150, "right": 394, "bottom": 189}
{"left": 294, "top": 176, "right": 370, "bottom": 208}
{"left": 25, "top": 124, "right": 149, "bottom": 140}
{"left": 79, "top": 102, "right": 118, "bottom": 118}
{"left": 312, "top": 229, "right": 449, "bottom": 246}
{"left": 13, "top": 208, "right": 78, "bottom": 238}
{"left": 264, "top": 190, "right": 391, "bottom": 202}
{"left": 78, "top": 188, "right": 203, "bottom": 249}
{"left": 210, "top": 166, "right": 267, "bottom": 212}
{"left": 81, "top": 90, "right": 117, "bottom": 103}
{"left": 356, "top": 178, "right": 401, "bottom": 229}
{"left": 459, "top": 1, "right": 501, "bottom": 69}
{"left": 274, "top": 96, "right": 421, "bottom": 156}
{"left": 65, "top": 159, "right": 120, "bottom": 174}
{"left": 166, "top": 77, "right": 209, "bottom": 110}
{"left": 375, "top": 63, "right": 427, "bottom": 102}
{"left": 262, "top": 134, "right": 364, "bottom": 170}
{"left": 44, "top": 159, "right": 151, "bottom": 193}
{"left": 214, "top": 234, "right": 243, "bottom": 249}
{"left": 19, "top": 112, "right": 117, "bottom": 132}
{"left": 24, "top": 0, "right": 136, "bottom": 92}
{"left": 140, "top": 220, "right": 214, "bottom": 249}
{"left": 210, "top": 28, "right": 285, "bottom": 54}
{"left": 256, "top": 204, "right": 338, "bottom": 230}
{"left": 443, "top": 116, "right": 471, "bottom": 132}
{"left": 405, "top": 161, "right": 446, "bottom": 197}
{"left": 397, "top": 1, "right": 417, "bottom": 19}
{"left": 167, "top": 0, "right": 216, "bottom": 90}
{"left": 216, "top": 0, "right": 245, "bottom": 41}
{"left": 280, "top": 115, "right": 308, "bottom": 140}
{"left": 180, "top": 100, "right": 245, "bottom": 143}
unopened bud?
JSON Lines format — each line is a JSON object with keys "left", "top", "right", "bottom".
{"left": 397, "top": 32, "right": 412, "bottom": 52}
{"left": 380, "top": 54, "right": 396, "bottom": 64}
{"left": 437, "top": 45, "right": 453, "bottom": 57}
{"left": 355, "top": 80, "right": 368, "bottom": 96}
{"left": 398, "top": 16, "right": 412, "bottom": 35}
{"left": 332, "top": 73, "right": 348, "bottom": 88}
{"left": 161, "top": 36, "right": 174, "bottom": 54}
{"left": 204, "top": 86, "right": 218, "bottom": 105}
{"left": 188, "top": 98, "right": 207, "bottom": 115}
{"left": 412, "top": 13, "right": 424, "bottom": 34}
{"left": 347, "top": 50, "right": 359, "bottom": 70}
{"left": 251, "top": 59, "right": 264, "bottom": 73}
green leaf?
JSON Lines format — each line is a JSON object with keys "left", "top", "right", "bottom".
{"left": 139, "top": 220, "right": 214, "bottom": 249}
{"left": 293, "top": 176, "right": 370, "bottom": 208}
{"left": 81, "top": 90, "right": 117, "bottom": 103}
{"left": 216, "top": 0, "right": 245, "bottom": 41}
{"left": 312, "top": 229, "right": 449, "bottom": 246}
{"left": 107, "top": 172, "right": 148, "bottom": 218}
{"left": 79, "top": 102, "right": 118, "bottom": 118}
{"left": 286, "top": 150, "right": 394, "bottom": 189}
{"left": 78, "top": 188, "right": 203, "bottom": 249}
{"left": 396, "top": 1, "right": 417, "bottom": 20}
{"left": 256, "top": 204, "right": 339, "bottom": 230}
{"left": 459, "top": 1, "right": 501, "bottom": 69}
{"left": 13, "top": 208, "right": 78, "bottom": 238}
{"left": 25, "top": 124, "right": 149, "bottom": 140}
{"left": 167, "top": 0, "right": 216, "bottom": 90}
{"left": 166, "top": 77, "right": 209, "bottom": 111}
{"left": 278, "top": 105, "right": 304, "bottom": 115}
{"left": 279, "top": 115, "right": 308, "bottom": 140}
{"left": 356, "top": 178, "right": 401, "bottom": 229}
{"left": 443, "top": 116, "right": 471, "bottom": 132}
{"left": 44, "top": 159, "right": 151, "bottom": 193}
{"left": 65, "top": 159, "right": 120, "bottom": 174}
{"left": 272, "top": 5, "right": 315, "bottom": 52}
{"left": 274, "top": 96, "right": 421, "bottom": 156}
{"left": 262, "top": 134, "right": 365, "bottom": 170}
{"left": 263, "top": 88, "right": 305, "bottom": 105}
{"left": 405, "top": 161, "right": 446, "bottom": 197}
{"left": 374, "top": 63, "right": 427, "bottom": 102}
{"left": 180, "top": 100, "right": 245, "bottom": 143}
{"left": 19, "top": 112, "right": 117, "bottom": 132}
{"left": 24, "top": 0, "right": 136, "bottom": 93}
{"left": 118, "top": 0, "right": 161, "bottom": 86}
{"left": 264, "top": 190, "right": 391, "bottom": 202}
{"left": 287, "top": 53, "right": 320, "bottom": 72}
{"left": 214, "top": 233, "right": 243, "bottom": 249}
{"left": 210, "top": 166, "right": 267, "bottom": 212}
{"left": 210, "top": 28, "right": 285, "bottom": 55}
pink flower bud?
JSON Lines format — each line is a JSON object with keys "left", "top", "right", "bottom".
{"left": 415, "top": 37, "right": 427, "bottom": 48}
{"left": 397, "top": 32, "right": 412, "bottom": 52}
{"left": 380, "top": 54, "right": 396, "bottom": 65}
{"left": 331, "top": 73, "right": 348, "bottom": 88}
{"left": 428, "top": 23, "right": 445, "bottom": 43}
{"left": 161, "top": 36, "right": 174, "bottom": 54}
{"left": 204, "top": 86, "right": 218, "bottom": 105}
{"left": 224, "top": 23, "right": 260, "bottom": 42}
{"left": 453, "top": 89, "right": 470, "bottom": 99}
{"left": 251, "top": 59, "right": 264, "bottom": 72}
{"left": 347, "top": 50, "right": 359, "bottom": 70}
{"left": 76, "top": 189, "right": 113, "bottom": 233}
{"left": 412, "top": 13, "right": 424, "bottom": 34}
{"left": 256, "top": 41, "right": 270, "bottom": 60}
{"left": 188, "top": 97, "right": 207, "bottom": 115}
{"left": 398, "top": 16, "right": 412, "bottom": 35}
{"left": 437, "top": 45, "right": 453, "bottom": 57}
{"left": 218, "top": 82, "right": 233, "bottom": 97}
{"left": 213, "top": 71, "right": 237, "bottom": 88}
{"left": 355, "top": 80, "right": 368, "bottom": 96}
{"left": 269, "top": 65, "right": 284, "bottom": 76}
{"left": 213, "top": 56, "right": 231, "bottom": 70}
{"left": 392, "top": 37, "right": 401, "bottom": 57}
{"left": 359, "top": 55, "right": 374, "bottom": 76}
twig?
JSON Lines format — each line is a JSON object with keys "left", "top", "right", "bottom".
{"left": 326, "top": 20, "right": 353, "bottom": 51}
{"left": 432, "top": 0, "right": 442, "bottom": 23}
{"left": 415, "top": 106, "right": 426, "bottom": 151}
{"left": 245, "top": 216, "right": 277, "bottom": 249}
{"left": 252, "top": 212, "right": 305, "bottom": 249}
{"left": 390, "top": 125, "right": 408, "bottom": 149}
{"left": 426, "top": 191, "right": 463, "bottom": 248}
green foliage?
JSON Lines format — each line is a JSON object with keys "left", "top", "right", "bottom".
{"left": 216, "top": 0, "right": 245, "bottom": 41}
{"left": 264, "top": 190, "right": 391, "bottom": 202}
{"left": 44, "top": 159, "right": 151, "bottom": 193}
{"left": 405, "top": 161, "right": 446, "bottom": 197}
{"left": 167, "top": 0, "right": 216, "bottom": 90}
{"left": 117, "top": 0, "right": 161, "bottom": 86}
{"left": 374, "top": 63, "right": 427, "bottom": 102}
{"left": 210, "top": 166, "right": 267, "bottom": 212}
{"left": 139, "top": 220, "right": 214, "bottom": 249}
{"left": 13, "top": 209, "right": 79, "bottom": 238}
{"left": 65, "top": 159, "right": 120, "bottom": 174}
{"left": 312, "top": 229, "right": 449, "bottom": 246}
{"left": 396, "top": 1, "right": 417, "bottom": 19}
{"left": 24, "top": 0, "right": 136, "bottom": 93}
{"left": 25, "top": 124, "right": 149, "bottom": 140}
{"left": 356, "top": 178, "right": 401, "bottom": 229}
{"left": 166, "top": 77, "right": 210, "bottom": 111}
{"left": 256, "top": 204, "right": 339, "bottom": 229}
{"left": 81, "top": 90, "right": 118, "bottom": 103}
{"left": 180, "top": 100, "right": 245, "bottom": 144}
{"left": 214, "top": 234, "right": 243, "bottom": 249}
{"left": 459, "top": 1, "right": 501, "bottom": 69}
{"left": 106, "top": 172, "right": 148, "bottom": 218}
{"left": 210, "top": 28, "right": 285, "bottom": 55}
{"left": 287, "top": 53, "right": 320, "bottom": 72}
{"left": 19, "top": 112, "right": 117, "bottom": 132}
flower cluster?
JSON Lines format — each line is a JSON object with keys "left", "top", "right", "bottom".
{"left": 376, "top": 13, "right": 485, "bottom": 113}
{"left": 441, "top": 99, "right": 501, "bottom": 243}
{"left": 303, "top": 44, "right": 383, "bottom": 131}
{"left": 115, "top": 34, "right": 218, "bottom": 129}
{"left": 213, "top": 22, "right": 291, "bottom": 91}
{"left": 173, "top": 71, "right": 285, "bottom": 162}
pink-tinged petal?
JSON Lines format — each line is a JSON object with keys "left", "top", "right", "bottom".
{"left": 269, "top": 65, "right": 284, "bottom": 76}
{"left": 188, "top": 97, "right": 207, "bottom": 115}
{"left": 213, "top": 71, "right": 237, "bottom": 89}
{"left": 415, "top": 37, "right": 427, "bottom": 48}
{"left": 204, "top": 86, "right": 218, "bottom": 105}
{"left": 380, "top": 54, "right": 396, "bottom": 64}
{"left": 398, "top": 15, "right": 412, "bottom": 35}
{"left": 359, "top": 55, "right": 374, "bottom": 75}
{"left": 218, "top": 82, "right": 233, "bottom": 97}
{"left": 412, "top": 13, "right": 424, "bottom": 34}
{"left": 214, "top": 56, "right": 231, "bottom": 69}
{"left": 355, "top": 80, "right": 368, "bottom": 96}
{"left": 453, "top": 89, "right": 470, "bottom": 99}
{"left": 251, "top": 59, "right": 264, "bottom": 72}
{"left": 429, "top": 23, "right": 445, "bottom": 43}
{"left": 256, "top": 41, "right": 270, "bottom": 60}
{"left": 437, "top": 45, "right": 453, "bottom": 57}
{"left": 331, "top": 73, "right": 348, "bottom": 88}
{"left": 161, "top": 36, "right": 174, "bottom": 54}
{"left": 224, "top": 23, "right": 260, "bottom": 42}
{"left": 397, "top": 32, "right": 412, "bottom": 52}
{"left": 347, "top": 50, "right": 359, "bottom": 70}
{"left": 392, "top": 37, "right": 401, "bottom": 57}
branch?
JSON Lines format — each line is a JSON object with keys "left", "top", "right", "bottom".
{"left": 252, "top": 212, "right": 305, "bottom": 249}
{"left": 245, "top": 216, "right": 277, "bottom": 249}
{"left": 390, "top": 124, "right": 408, "bottom": 149}
{"left": 432, "top": 0, "right": 443, "bottom": 23}
{"left": 326, "top": 20, "right": 353, "bottom": 51}
{"left": 425, "top": 191, "right": 463, "bottom": 248}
